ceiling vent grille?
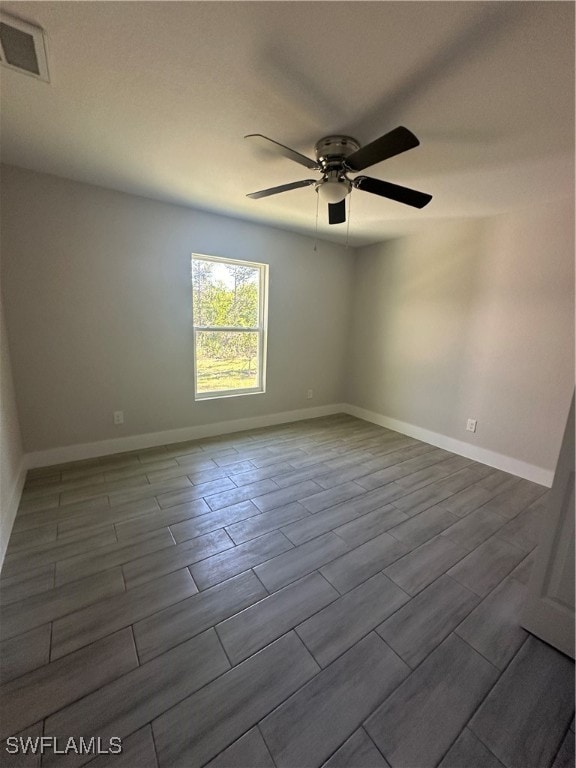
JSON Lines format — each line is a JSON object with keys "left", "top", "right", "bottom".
{"left": 0, "top": 12, "right": 49, "bottom": 82}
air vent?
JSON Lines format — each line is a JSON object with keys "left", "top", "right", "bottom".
{"left": 0, "top": 12, "right": 49, "bottom": 82}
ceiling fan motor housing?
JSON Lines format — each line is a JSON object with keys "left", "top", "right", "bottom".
{"left": 315, "top": 135, "right": 360, "bottom": 173}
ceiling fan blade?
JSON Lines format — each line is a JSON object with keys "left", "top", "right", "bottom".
{"left": 245, "top": 134, "right": 320, "bottom": 170}
{"left": 246, "top": 179, "right": 317, "bottom": 199}
{"left": 328, "top": 200, "right": 346, "bottom": 225}
{"left": 353, "top": 176, "right": 432, "bottom": 209}
{"left": 345, "top": 126, "right": 420, "bottom": 172}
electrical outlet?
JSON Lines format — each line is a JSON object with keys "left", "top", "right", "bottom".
{"left": 113, "top": 411, "right": 124, "bottom": 425}
{"left": 306, "top": 389, "right": 314, "bottom": 400}
{"left": 466, "top": 418, "right": 477, "bottom": 433}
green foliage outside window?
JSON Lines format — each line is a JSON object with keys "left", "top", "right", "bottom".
{"left": 192, "top": 258, "right": 263, "bottom": 393}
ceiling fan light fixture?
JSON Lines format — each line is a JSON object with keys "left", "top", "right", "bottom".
{"left": 316, "top": 179, "right": 350, "bottom": 204}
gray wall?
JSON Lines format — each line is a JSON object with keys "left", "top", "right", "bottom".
{"left": 347, "top": 202, "right": 574, "bottom": 472}
{"left": 0, "top": 294, "right": 24, "bottom": 562}
{"left": 0, "top": 166, "right": 354, "bottom": 452}
{"left": 1, "top": 164, "right": 573, "bottom": 478}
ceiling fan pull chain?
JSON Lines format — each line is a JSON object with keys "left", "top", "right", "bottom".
{"left": 313, "top": 188, "right": 319, "bottom": 252}
{"left": 345, "top": 190, "right": 352, "bottom": 249}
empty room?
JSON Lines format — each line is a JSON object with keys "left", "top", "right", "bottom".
{"left": 0, "top": 2, "right": 574, "bottom": 767}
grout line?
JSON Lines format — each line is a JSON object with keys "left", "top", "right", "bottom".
{"left": 166, "top": 526, "right": 177, "bottom": 547}
{"left": 548, "top": 719, "right": 575, "bottom": 768}
{"left": 360, "top": 725, "right": 390, "bottom": 766}
{"left": 455, "top": 632, "right": 504, "bottom": 673}
{"left": 186, "top": 568, "right": 198, "bottom": 594}
{"left": 129, "top": 624, "right": 143, "bottom": 667}
{"left": 213, "top": 624, "right": 234, "bottom": 669}
{"left": 250, "top": 567, "right": 270, "bottom": 596}
{"left": 317, "top": 730, "right": 360, "bottom": 767}
{"left": 47, "top": 619, "right": 54, "bottom": 670}
{"left": 119, "top": 564, "right": 127, "bottom": 592}
{"left": 148, "top": 720, "right": 161, "bottom": 768}
{"left": 256, "top": 723, "right": 279, "bottom": 768}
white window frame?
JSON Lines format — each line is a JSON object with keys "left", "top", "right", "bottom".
{"left": 192, "top": 253, "right": 268, "bottom": 401}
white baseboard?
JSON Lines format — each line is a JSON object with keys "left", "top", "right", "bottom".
{"left": 0, "top": 457, "right": 27, "bottom": 568}
{"left": 22, "top": 400, "right": 554, "bottom": 487}
{"left": 24, "top": 404, "right": 347, "bottom": 469}
{"left": 342, "top": 404, "right": 554, "bottom": 487}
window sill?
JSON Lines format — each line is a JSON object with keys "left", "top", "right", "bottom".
{"left": 195, "top": 388, "right": 266, "bottom": 402}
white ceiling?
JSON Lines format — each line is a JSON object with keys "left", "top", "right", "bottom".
{"left": 1, "top": 1, "right": 574, "bottom": 246}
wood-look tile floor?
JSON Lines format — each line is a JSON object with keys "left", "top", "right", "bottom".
{"left": 1, "top": 414, "right": 574, "bottom": 768}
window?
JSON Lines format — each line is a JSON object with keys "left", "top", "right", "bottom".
{"left": 191, "top": 254, "right": 268, "bottom": 400}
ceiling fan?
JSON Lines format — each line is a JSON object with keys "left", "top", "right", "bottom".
{"left": 245, "top": 127, "right": 432, "bottom": 224}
